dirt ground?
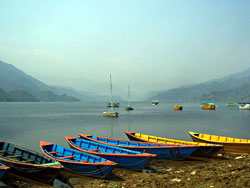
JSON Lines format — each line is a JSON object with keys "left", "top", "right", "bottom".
{"left": 1, "top": 153, "right": 250, "bottom": 188}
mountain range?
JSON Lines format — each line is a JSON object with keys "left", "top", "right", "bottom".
{"left": 147, "top": 67, "right": 250, "bottom": 102}
{"left": 0, "top": 60, "right": 123, "bottom": 102}
{"left": 1, "top": 59, "right": 250, "bottom": 103}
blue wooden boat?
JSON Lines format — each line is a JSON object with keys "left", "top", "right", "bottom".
{"left": 0, "top": 163, "right": 9, "bottom": 179}
{"left": 40, "top": 141, "right": 117, "bottom": 178}
{"left": 0, "top": 140, "right": 63, "bottom": 184}
{"left": 77, "top": 134, "right": 198, "bottom": 160}
{"left": 65, "top": 136, "right": 156, "bottom": 171}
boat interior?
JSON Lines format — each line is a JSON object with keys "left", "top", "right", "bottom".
{"left": 0, "top": 141, "right": 54, "bottom": 164}
{"left": 42, "top": 143, "right": 106, "bottom": 163}
{"left": 69, "top": 137, "right": 141, "bottom": 155}
{"left": 194, "top": 133, "right": 250, "bottom": 143}
{"left": 82, "top": 135, "right": 181, "bottom": 147}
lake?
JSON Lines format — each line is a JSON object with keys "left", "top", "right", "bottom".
{"left": 0, "top": 102, "right": 249, "bottom": 153}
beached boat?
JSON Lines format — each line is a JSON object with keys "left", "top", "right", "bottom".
{"left": 0, "top": 140, "right": 63, "bottom": 184}
{"left": 189, "top": 132, "right": 250, "bottom": 154}
{"left": 40, "top": 141, "right": 116, "bottom": 178}
{"left": 124, "top": 131, "right": 223, "bottom": 158}
{"left": 174, "top": 105, "right": 183, "bottom": 110}
{"left": 202, "top": 103, "right": 216, "bottom": 110}
{"left": 65, "top": 136, "right": 156, "bottom": 170}
{"left": 126, "top": 85, "right": 134, "bottom": 111}
{"left": 78, "top": 134, "right": 198, "bottom": 160}
{"left": 152, "top": 100, "right": 159, "bottom": 105}
{"left": 0, "top": 163, "right": 9, "bottom": 179}
{"left": 239, "top": 104, "right": 250, "bottom": 110}
{"left": 104, "top": 74, "right": 119, "bottom": 117}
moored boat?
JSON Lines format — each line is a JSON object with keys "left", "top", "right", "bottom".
{"left": 0, "top": 140, "right": 63, "bottom": 184}
{"left": 174, "top": 105, "right": 183, "bottom": 110}
{"left": 78, "top": 134, "right": 198, "bottom": 160}
{"left": 202, "top": 103, "right": 216, "bottom": 110}
{"left": 239, "top": 104, "right": 250, "bottom": 110}
{"left": 65, "top": 136, "right": 156, "bottom": 170}
{"left": 40, "top": 141, "right": 116, "bottom": 178}
{"left": 189, "top": 132, "right": 250, "bottom": 154}
{"left": 104, "top": 74, "right": 119, "bottom": 117}
{"left": 126, "top": 85, "right": 134, "bottom": 111}
{"left": 107, "top": 103, "right": 120, "bottom": 108}
{"left": 0, "top": 163, "right": 9, "bottom": 179}
{"left": 152, "top": 100, "right": 159, "bottom": 105}
{"left": 103, "top": 111, "right": 119, "bottom": 117}
{"left": 124, "top": 131, "right": 223, "bottom": 158}
{"left": 226, "top": 102, "right": 237, "bottom": 106}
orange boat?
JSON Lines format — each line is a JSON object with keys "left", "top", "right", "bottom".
{"left": 202, "top": 104, "right": 216, "bottom": 110}
{"left": 174, "top": 105, "right": 183, "bottom": 110}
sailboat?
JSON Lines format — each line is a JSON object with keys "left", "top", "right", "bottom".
{"left": 103, "top": 74, "right": 119, "bottom": 117}
{"left": 126, "top": 85, "right": 134, "bottom": 111}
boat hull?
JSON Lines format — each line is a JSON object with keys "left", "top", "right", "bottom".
{"left": 0, "top": 163, "right": 9, "bottom": 179}
{"left": 103, "top": 112, "right": 119, "bottom": 117}
{"left": 124, "top": 131, "right": 223, "bottom": 158}
{"left": 174, "top": 105, "right": 183, "bottom": 110}
{"left": 0, "top": 141, "right": 62, "bottom": 184}
{"left": 40, "top": 141, "right": 116, "bottom": 178}
{"left": 126, "top": 107, "right": 134, "bottom": 111}
{"left": 78, "top": 134, "right": 198, "bottom": 160}
{"left": 189, "top": 132, "right": 250, "bottom": 154}
{"left": 202, "top": 105, "right": 216, "bottom": 110}
{"left": 66, "top": 136, "right": 156, "bottom": 170}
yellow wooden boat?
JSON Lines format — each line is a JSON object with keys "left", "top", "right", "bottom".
{"left": 103, "top": 111, "right": 118, "bottom": 117}
{"left": 174, "top": 105, "right": 183, "bottom": 110}
{"left": 189, "top": 132, "right": 250, "bottom": 154}
{"left": 124, "top": 131, "right": 223, "bottom": 157}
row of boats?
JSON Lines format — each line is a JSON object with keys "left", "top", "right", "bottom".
{"left": 0, "top": 131, "right": 249, "bottom": 184}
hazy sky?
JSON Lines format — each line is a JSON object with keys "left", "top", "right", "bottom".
{"left": 0, "top": 0, "right": 250, "bottom": 97}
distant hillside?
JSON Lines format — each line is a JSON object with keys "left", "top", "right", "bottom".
{"left": 0, "top": 88, "right": 38, "bottom": 102}
{"left": 0, "top": 60, "right": 125, "bottom": 102}
{"left": 0, "top": 60, "right": 81, "bottom": 102}
{"left": 193, "top": 83, "right": 250, "bottom": 102}
{"left": 148, "top": 67, "right": 250, "bottom": 102}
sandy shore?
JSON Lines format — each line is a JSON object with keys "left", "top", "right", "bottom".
{"left": 1, "top": 153, "right": 250, "bottom": 188}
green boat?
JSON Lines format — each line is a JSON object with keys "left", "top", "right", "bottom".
{"left": 226, "top": 102, "right": 237, "bottom": 106}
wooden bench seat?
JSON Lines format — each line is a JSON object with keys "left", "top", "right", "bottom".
{"left": 60, "top": 155, "right": 75, "bottom": 159}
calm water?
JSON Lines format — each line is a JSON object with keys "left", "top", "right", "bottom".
{"left": 0, "top": 102, "right": 249, "bottom": 153}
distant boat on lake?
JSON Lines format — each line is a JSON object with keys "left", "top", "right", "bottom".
{"left": 152, "top": 100, "right": 159, "bottom": 105}
{"left": 226, "top": 102, "right": 237, "bottom": 106}
{"left": 174, "top": 105, "right": 183, "bottom": 110}
{"left": 239, "top": 103, "right": 250, "bottom": 110}
{"left": 126, "top": 85, "right": 134, "bottom": 111}
{"left": 201, "top": 103, "right": 216, "bottom": 110}
{"left": 103, "top": 74, "right": 119, "bottom": 117}
{"left": 107, "top": 102, "right": 120, "bottom": 108}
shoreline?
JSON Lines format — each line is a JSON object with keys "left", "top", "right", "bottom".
{"left": 1, "top": 153, "right": 249, "bottom": 187}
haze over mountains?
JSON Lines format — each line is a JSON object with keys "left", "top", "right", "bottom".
{"left": 1, "top": 60, "right": 250, "bottom": 102}
{"left": 0, "top": 60, "right": 123, "bottom": 102}
{"left": 147, "top": 68, "right": 250, "bottom": 102}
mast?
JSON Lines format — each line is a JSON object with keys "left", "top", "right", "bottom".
{"left": 110, "top": 74, "right": 114, "bottom": 112}
{"left": 127, "top": 85, "right": 130, "bottom": 107}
